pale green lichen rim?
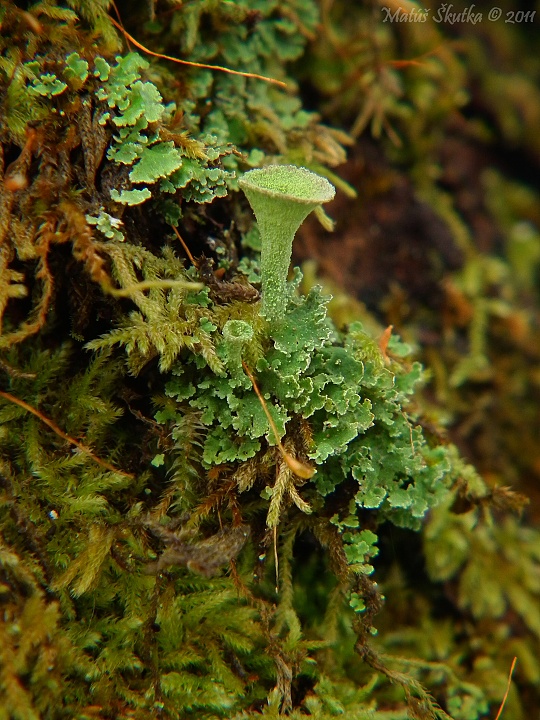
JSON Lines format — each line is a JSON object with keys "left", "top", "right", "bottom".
{"left": 240, "top": 165, "right": 336, "bottom": 204}
{"left": 239, "top": 165, "right": 335, "bottom": 323}
{"left": 222, "top": 319, "right": 254, "bottom": 343}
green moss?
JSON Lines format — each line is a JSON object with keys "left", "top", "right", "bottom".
{"left": 1, "top": 0, "right": 540, "bottom": 717}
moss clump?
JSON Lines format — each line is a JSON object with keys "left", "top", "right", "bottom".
{"left": 1, "top": 0, "right": 540, "bottom": 718}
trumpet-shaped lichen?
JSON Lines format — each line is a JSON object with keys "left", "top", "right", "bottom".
{"left": 239, "top": 165, "right": 335, "bottom": 322}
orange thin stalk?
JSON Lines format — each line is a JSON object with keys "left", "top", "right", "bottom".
{"left": 0, "top": 390, "right": 133, "bottom": 478}
{"left": 494, "top": 656, "right": 517, "bottom": 720}
{"left": 388, "top": 59, "right": 427, "bottom": 69}
{"left": 110, "top": 0, "right": 131, "bottom": 50}
{"left": 171, "top": 225, "right": 197, "bottom": 267}
{"left": 109, "top": 16, "right": 287, "bottom": 88}
{"left": 242, "top": 361, "right": 314, "bottom": 480}
{"left": 387, "top": 43, "right": 453, "bottom": 70}
{"left": 378, "top": 324, "right": 393, "bottom": 364}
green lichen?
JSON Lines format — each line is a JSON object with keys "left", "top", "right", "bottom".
{"left": 95, "top": 53, "right": 233, "bottom": 205}
{"left": 85, "top": 209, "right": 125, "bottom": 241}
{"left": 239, "top": 165, "right": 335, "bottom": 322}
{"left": 156, "top": 268, "right": 449, "bottom": 542}
{"left": 28, "top": 72, "right": 67, "bottom": 97}
{"left": 64, "top": 51, "right": 89, "bottom": 86}
{"left": 1, "top": 0, "right": 540, "bottom": 717}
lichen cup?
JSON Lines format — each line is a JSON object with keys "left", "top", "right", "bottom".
{"left": 238, "top": 165, "right": 335, "bottom": 324}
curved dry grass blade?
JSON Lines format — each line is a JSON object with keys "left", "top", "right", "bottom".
{"left": 0, "top": 390, "right": 133, "bottom": 478}
{"left": 109, "top": 16, "right": 287, "bottom": 88}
